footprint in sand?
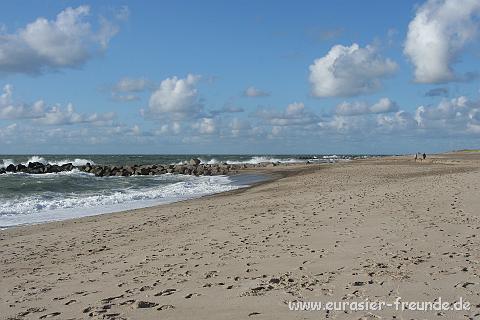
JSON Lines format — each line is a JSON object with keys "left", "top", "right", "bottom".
{"left": 154, "top": 288, "right": 176, "bottom": 296}
{"left": 135, "top": 301, "right": 158, "bottom": 308}
{"left": 157, "top": 304, "right": 175, "bottom": 311}
{"left": 39, "top": 312, "right": 61, "bottom": 319}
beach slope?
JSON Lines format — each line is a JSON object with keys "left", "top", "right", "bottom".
{"left": 1, "top": 154, "right": 479, "bottom": 319}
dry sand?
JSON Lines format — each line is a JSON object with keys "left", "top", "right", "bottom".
{"left": 1, "top": 153, "right": 479, "bottom": 319}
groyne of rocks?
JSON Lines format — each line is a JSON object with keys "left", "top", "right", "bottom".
{"left": 0, "top": 158, "right": 296, "bottom": 177}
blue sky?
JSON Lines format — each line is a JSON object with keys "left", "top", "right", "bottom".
{"left": 1, "top": 0, "right": 479, "bottom": 154}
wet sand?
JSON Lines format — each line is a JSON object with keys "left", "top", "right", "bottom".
{"left": 1, "top": 153, "right": 479, "bottom": 319}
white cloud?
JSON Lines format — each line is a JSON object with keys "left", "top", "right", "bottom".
{"left": 156, "top": 122, "right": 181, "bottom": 135}
{"left": 370, "top": 98, "right": 399, "bottom": 114}
{"left": 0, "top": 6, "right": 123, "bottom": 74}
{"left": 229, "top": 118, "right": 251, "bottom": 137}
{"left": 414, "top": 96, "right": 472, "bottom": 129}
{"left": 111, "top": 77, "right": 150, "bottom": 102}
{"left": 244, "top": 86, "right": 270, "bottom": 97}
{"left": 0, "top": 84, "right": 12, "bottom": 105}
{"left": 194, "top": 118, "right": 216, "bottom": 134}
{"left": 0, "top": 84, "right": 115, "bottom": 125}
{"left": 318, "top": 114, "right": 375, "bottom": 133}
{"left": 131, "top": 124, "right": 141, "bottom": 136}
{"left": 404, "top": 0, "right": 480, "bottom": 83}
{"left": 309, "top": 43, "right": 397, "bottom": 97}
{"left": 286, "top": 102, "right": 305, "bottom": 116}
{"left": 172, "top": 122, "right": 181, "bottom": 134}
{"left": 148, "top": 74, "right": 202, "bottom": 118}
{"left": 0, "top": 123, "right": 18, "bottom": 135}
{"left": 376, "top": 111, "right": 418, "bottom": 131}
{"left": 256, "top": 102, "right": 318, "bottom": 126}
{"left": 34, "top": 103, "right": 116, "bottom": 126}
{"left": 320, "top": 95, "right": 480, "bottom": 136}
{"left": 112, "top": 94, "right": 140, "bottom": 102}
{"left": 113, "top": 77, "right": 150, "bottom": 92}
{"left": 335, "top": 98, "right": 398, "bottom": 116}
{"left": 271, "top": 126, "right": 282, "bottom": 136}
{"left": 335, "top": 101, "right": 368, "bottom": 116}
{"left": 467, "top": 123, "right": 480, "bottom": 134}
{"left": 0, "top": 84, "right": 45, "bottom": 119}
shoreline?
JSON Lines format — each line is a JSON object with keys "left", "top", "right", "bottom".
{"left": 0, "top": 162, "right": 322, "bottom": 231}
{"left": 1, "top": 154, "right": 479, "bottom": 319}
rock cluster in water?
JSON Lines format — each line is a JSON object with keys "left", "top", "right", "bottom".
{"left": 0, "top": 162, "right": 75, "bottom": 175}
{"left": 0, "top": 158, "right": 290, "bottom": 177}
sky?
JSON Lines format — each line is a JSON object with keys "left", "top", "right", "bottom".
{"left": 0, "top": 0, "right": 480, "bottom": 155}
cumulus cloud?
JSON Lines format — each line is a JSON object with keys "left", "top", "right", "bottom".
{"left": 0, "top": 84, "right": 45, "bottom": 119}
{"left": 113, "top": 77, "right": 150, "bottom": 93}
{"left": 0, "top": 84, "right": 115, "bottom": 125}
{"left": 318, "top": 114, "right": 372, "bottom": 133}
{"left": 111, "top": 77, "right": 151, "bottom": 102}
{"left": 326, "top": 95, "right": 480, "bottom": 136}
{"left": 335, "top": 101, "right": 368, "bottom": 116}
{"left": 309, "top": 43, "right": 397, "bottom": 97}
{"left": 370, "top": 98, "right": 399, "bottom": 114}
{"left": 148, "top": 74, "right": 202, "bottom": 118}
{"left": 34, "top": 103, "right": 116, "bottom": 126}
{"left": 244, "top": 86, "right": 270, "bottom": 97}
{"left": 256, "top": 102, "right": 319, "bottom": 126}
{"left": 0, "top": 6, "right": 124, "bottom": 74}
{"left": 415, "top": 96, "right": 471, "bottom": 125}
{"left": 157, "top": 122, "right": 181, "bottom": 135}
{"left": 376, "top": 111, "right": 418, "bottom": 131}
{"left": 404, "top": 0, "right": 480, "bottom": 83}
{"left": 193, "top": 118, "right": 216, "bottom": 134}
{"left": 335, "top": 98, "right": 398, "bottom": 116}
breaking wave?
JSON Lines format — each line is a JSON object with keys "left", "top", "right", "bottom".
{"left": 0, "top": 156, "right": 94, "bottom": 168}
{"left": 0, "top": 174, "right": 240, "bottom": 227}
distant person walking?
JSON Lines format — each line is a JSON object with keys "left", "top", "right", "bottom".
{"left": 414, "top": 153, "right": 418, "bottom": 162}
{"left": 422, "top": 153, "right": 426, "bottom": 160}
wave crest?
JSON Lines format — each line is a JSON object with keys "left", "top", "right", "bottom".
{"left": 0, "top": 156, "right": 94, "bottom": 168}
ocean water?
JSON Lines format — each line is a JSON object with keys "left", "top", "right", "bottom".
{"left": 0, "top": 154, "right": 359, "bottom": 228}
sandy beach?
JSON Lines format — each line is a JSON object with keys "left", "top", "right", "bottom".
{"left": 1, "top": 153, "right": 479, "bottom": 320}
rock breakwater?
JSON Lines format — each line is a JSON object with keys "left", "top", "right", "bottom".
{"left": 0, "top": 158, "right": 297, "bottom": 177}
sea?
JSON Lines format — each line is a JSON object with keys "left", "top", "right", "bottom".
{"left": 0, "top": 154, "right": 362, "bottom": 228}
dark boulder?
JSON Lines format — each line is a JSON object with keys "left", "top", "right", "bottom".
{"left": 28, "top": 161, "right": 43, "bottom": 169}
{"left": 48, "top": 165, "right": 62, "bottom": 173}
{"left": 29, "top": 167, "right": 44, "bottom": 174}
{"left": 189, "top": 158, "right": 201, "bottom": 166}
{"left": 61, "top": 163, "right": 74, "bottom": 171}
{"left": 15, "top": 164, "right": 27, "bottom": 172}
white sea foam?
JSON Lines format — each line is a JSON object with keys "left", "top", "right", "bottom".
{"left": 0, "top": 159, "right": 14, "bottom": 168}
{"left": 0, "top": 156, "right": 94, "bottom": 168}
{"left": 197, "top": 156, "right": 306, "bottom": 165}
{"left": 0, "top": 175, "right": 241, "bottom": 227}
